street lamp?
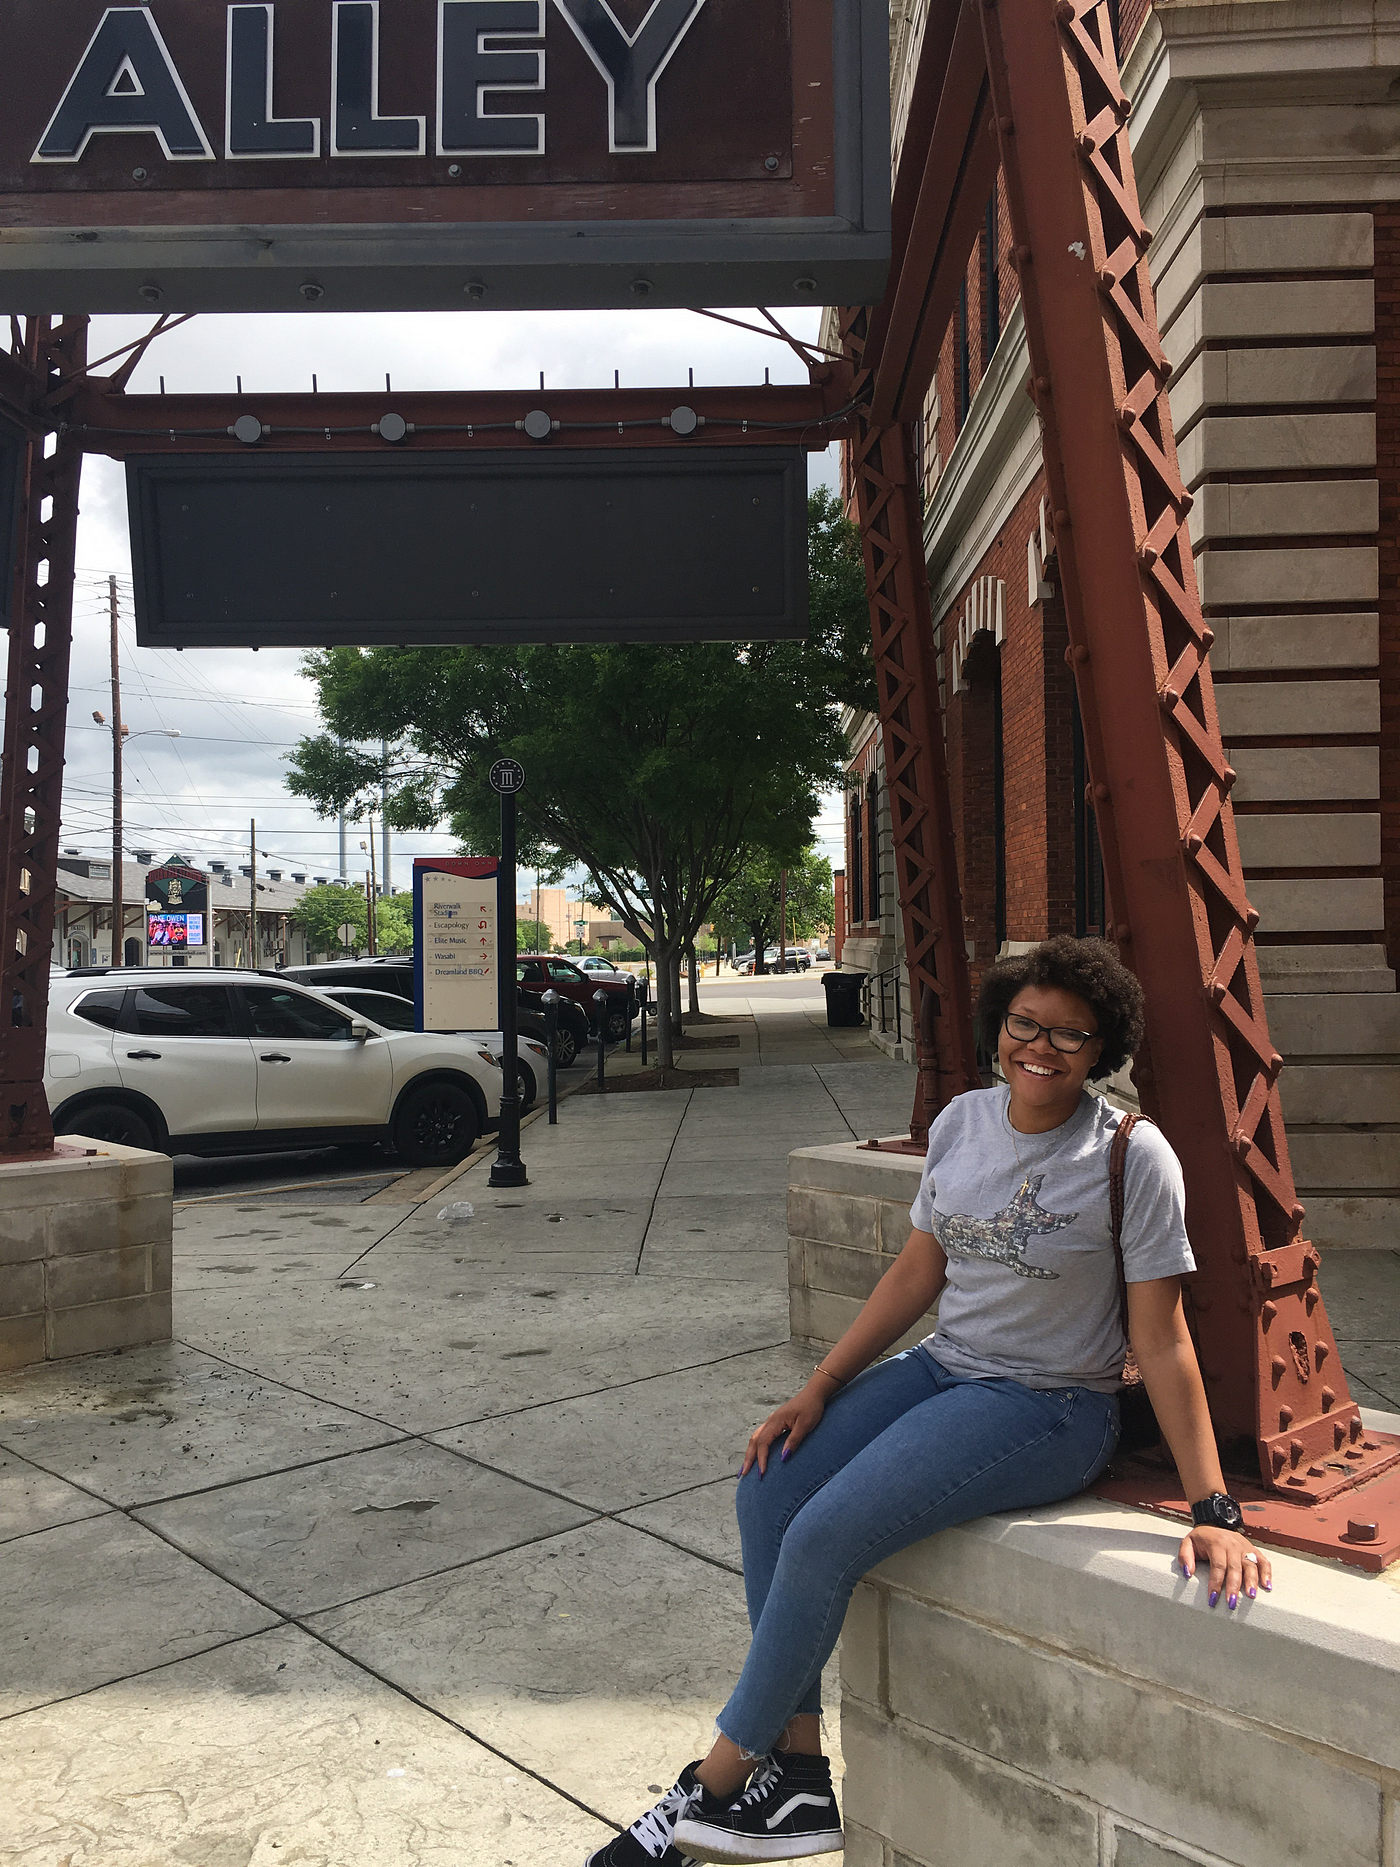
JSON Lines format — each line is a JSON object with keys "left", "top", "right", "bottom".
{"left": 92, "top": 712, "right": 181, "bottom": 967}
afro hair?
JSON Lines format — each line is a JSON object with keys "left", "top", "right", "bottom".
{"left": 976, "top": 935, "right": 1145, "bottom": 1081}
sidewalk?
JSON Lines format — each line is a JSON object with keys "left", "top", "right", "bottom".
{"left": 0, "top": 989, "right": 917, "bottom": 1865}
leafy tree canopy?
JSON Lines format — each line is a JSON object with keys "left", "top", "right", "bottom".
{"left": 714, "top": 848, "right": 834, "bottom": 967}
{"left": 290, "top": 882, "right": 368, "bottom": 955}
{"left": 373, "top": 893, "right": 413, "bottom": 954}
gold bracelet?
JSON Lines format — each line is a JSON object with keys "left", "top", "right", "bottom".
{"left": 811, "top": 1363, "right": 845, "bottom": 1388}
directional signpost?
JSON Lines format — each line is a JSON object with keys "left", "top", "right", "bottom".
{"left": 488, "top": 758, "right": 528, "bottom": 1189}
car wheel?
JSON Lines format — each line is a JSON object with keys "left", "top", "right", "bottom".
{"left": 57, "top": 1101, "right": 158, "bottom": 1152}
{"left": 553, "top": 1027, "right": 578, "bottom": 1068}
{"left": 606, "top": 1009, "right": 631, "bottom": 1041}
{"left": 517, "top": 1064, "right": 537, "bottom": 1112}
{"left": 391, "top": 1081, "right": 479, "bottom": 1169}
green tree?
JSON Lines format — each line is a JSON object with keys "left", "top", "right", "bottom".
{"left": 373, "top": 894, "right": 413, "bottom": 954}
{"left": 516, "top": 918, "right": 552, "bottom": 952}
{"left": 285, "top": 492, "right": 872, "bottom": 1065}
{"left": 714, "top": 848, "right": 834, "bottom": 970}
{"left": 291, "top": 882, "right": 368, "bottom": 957}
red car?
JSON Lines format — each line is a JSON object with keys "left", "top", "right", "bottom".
{"left": 516, "top": 954, "right": 638, "bottom": 1041}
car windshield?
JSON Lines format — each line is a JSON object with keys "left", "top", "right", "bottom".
{"left": 332, "top": 991, "right": 415, "bottom": 1031}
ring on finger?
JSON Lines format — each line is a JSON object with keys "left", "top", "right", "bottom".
{"left": 1244, "top": 1552, "right": 1259, "bottom": 1564}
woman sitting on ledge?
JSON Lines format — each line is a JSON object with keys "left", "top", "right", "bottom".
{"left": 587, "top": 934, "right": 1272, "bottom": 1867}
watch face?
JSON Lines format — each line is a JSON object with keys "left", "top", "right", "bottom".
{"left": 1196, "top": 1493, "right": 1244, "bottom": 1531}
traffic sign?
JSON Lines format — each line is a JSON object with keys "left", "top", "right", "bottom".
{"left": 337, "top": 922, "right": 357, "bottom": 948}
{"left": 489, "top": 759, "right": 526, "bottom": 795}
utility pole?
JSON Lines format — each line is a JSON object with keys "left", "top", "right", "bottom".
{"left": 337, "top": 738, "right": 347, "bottom": 879}
{"left": 380, "top": 740, "right": 391, "bottom": 897}
{"left": 249, "top": 819, "right": 257, "bottom": 967}
{"left": 108, "top": 575, "right": 123, "bottom": 968}
{"left": 779, "top": 868, "right": 788, "bottom": 974}
{"left": 366, "top": 811, "right": 378, "bottom": 956}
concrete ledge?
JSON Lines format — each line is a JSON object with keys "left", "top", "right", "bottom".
{"left": 0, "top": 1137, "right": 173, "bottom": 1371}
{"left": 842, "top": 1467, "right": 1400, "bottom": 1867}
{"left": 789, "top": 1144, "right": 932, "bottom": 1351}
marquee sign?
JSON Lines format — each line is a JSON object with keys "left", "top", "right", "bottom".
{"left": 0, "top": 0, "right": 889, "bottom": 312}
{"left": 144, "top": 860, "right": 209, "bottom": 948}
{"left": 413, "top": 856, "right": 501, "bottom": 1032}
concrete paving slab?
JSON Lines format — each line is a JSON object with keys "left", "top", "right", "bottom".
{"left": 667, "top": 1129, "right": 852, "bottom": 1163}
{"left": 643, "top": 1195, "right": 789, "bottom": 1252}
{"left": 639, "top": 1249, "right": 788, "bottom": 1288}
{"left": 391, "top": 1198, "right": 652, "bottom": 1248}
{"left": 0, "top": 1620, "right": 613, "bottom": 1867}
{"left": 138, "top": 1438, "right": 597, "bottom": 1616}
{"left": 179, "top": 1203, "right": 417, "bottom": 1250}
{"left": 173, "top": 1251, "right": 355, "bottom": 1294}
{"left": 0, "top": 1511, "right": 277, "bottom": 1716}
{"left": 435, "top": 1344, "right": 812, "bottom": 1513}
{"left": 364, "top": 1245, "right": 642, "bottom": 1280}
{"left": 0, "top": 1447, "right": 109, "bottom": 1543}
{"left": 619, "top": 1475, "right": 743, "bottom": 1572}
{"left": 181, "top": 1274, "right": 789, "bottom": 1435}
{"left": 1340, "top": 1343, "right": 1399, "bottom": 1409}
{"left": 659, "top": 1159, "right": 797, "bottom": 1197}
{"left": 308, "top": 1518, "right": 753, "bottom": 1829}
{"left": 0, "top": 1342, "right": 400, "bottom": 1508}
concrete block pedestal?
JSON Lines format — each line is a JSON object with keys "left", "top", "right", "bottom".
{"left": 787, "top": 1142, "right": 1400, "bottom": 1867}
{"left": 0, "top": 1135, "right": 173, "bottom": 1371}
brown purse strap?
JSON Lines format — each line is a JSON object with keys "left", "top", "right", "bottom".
{"left": 1110, "top": 1113, "right": 1153, "bottom": 1361}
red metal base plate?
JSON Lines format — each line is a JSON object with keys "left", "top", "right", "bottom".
{"left": 1095, "top": 1438, "right": 1400, "bottom": 1573}
{"left": 0, "top": 1140, "right": 98, "bottom": 1168}
{"left": 860, "top": 1137, "right": 926, "bottom": 1155}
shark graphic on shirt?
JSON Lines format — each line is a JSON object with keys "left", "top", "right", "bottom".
{"left": 933, "top": 1173, "right": 1076, "bottom": 1280}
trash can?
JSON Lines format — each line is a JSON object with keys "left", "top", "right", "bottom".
{"left": 823, "top": 969, "right": 867, "bottom": 1028}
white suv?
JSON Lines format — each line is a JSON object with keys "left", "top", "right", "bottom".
{"left": 45, "top": 970, "right": 501, "bottom": 1169}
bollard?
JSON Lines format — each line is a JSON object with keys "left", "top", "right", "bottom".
{"left": 640, "top": 995, "right": 648, "bottom": 1067}
{"left": 593, "top": 988, "right": 608, "bottom": 1089}
{"left": 542, "top": 988, "right": 559, "bottom": 1124}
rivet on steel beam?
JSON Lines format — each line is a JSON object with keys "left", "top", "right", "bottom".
{"left": 1315, "top": 1341, "right": 1329, "bottom": 1366}
{"left": 1158, "top": 685, "right": 1181, "bottom": 710}
{"left": 1054, "top": 0, "right": 1076, "bottom": 21}
{"left": 1268, "top": 1052, "right": 1284, "bottom": 1075}
{"left": 1115, "top": 923, "right": 1131, "bottom": 942}
{"left": 1015, "top": 244, "right": 1033, "bottom": 266}
{"left": 1117, "top": 96, "right": 1134, "bottom": 125}
{"left": 1116, "top": 404, "right": 1137, "bottom": 430}
{"left": 1245, "top": 906, "right": 1261, "bottom": 931}
{"left": 1260, "top": 1300, "right": 1277, "bottom": 1326}
{"left": 1351, "top": 1416, "right": 1364, "bottom": 1441}
{"left": 1305, "top": 1286, "right": 1320, "bottom": 1311}
{"left": 1184, "top": 831, "right": 1203, "bottom": 854}
{"left": 1289, "top": 1437, "right": 1305, "bottom": 1464}
{"left": 1138, "top": 543, "right": 1158, "bottom": 568}
{"left": 1221, "top": 765, "right": 1237, "bottom": 791}
{"left": 1054, "top": 507, "right": 1070, "bottom": 526}
{"left": 1097, "top": 267, "right": 1117, "bottom": 292}
{"left": 998, "top": 116, "right": 1015, "bottom": 133}
{"left": 1078, "top": 132, "right": 1097, "bottom": 155}
{"left": 1200, "top": 626, "right": 1215, "bottom": 649}
{"left": 1208, "top": 981, "right": 1227, "bottom": 1005}
{"left": 1233, "top": 1135, "right": 1251, "bottom": 1161}
{"left": 1321, "top": 1386, "right": 1336, "bottom": 1409}
{"left": 1035, "top": 375, "right": 1051, "bottom": 395}
{"left": 1270, "top": 1355, "right": 1286, "bottom": 1383}
{"left": 1278, "top": 1404, "right": 1293, "bottom": 1427}
{"left": 1334, "top": 1420, "right": 1348, "bottom": 1448}
{"left": 1347, "top": 1520, "right": 1380, "bottom": 1543}
{"left": 1093, "top": 784, "right": 1109, "bottom": 801}
{"left": 1259, "top": 1259, "right": 1275, "bottom": 1286}
{"left": 1270, "top": 1446, "right": 1287, "bottom": 1475}
{"left": 1308, "top": 1464, "right": 1326, "bottom": 1477}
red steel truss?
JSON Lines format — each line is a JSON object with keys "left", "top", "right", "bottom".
{"left": 845, "top": 0, "right": 1398, "bottom": 1565}
{"left": 0, "top": 317, "right": 86, "bottom": 1159}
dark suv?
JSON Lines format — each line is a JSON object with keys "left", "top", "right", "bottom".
{"left": 516, "top": 955, "right": 638, "bottom": 1041}
{"left": 279, "top": 959, "right": 590, "bottom": 1068}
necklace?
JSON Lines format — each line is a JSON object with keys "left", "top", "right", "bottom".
{"left": 1004, "top": 1101, "right": 1032, "bottom": 1196}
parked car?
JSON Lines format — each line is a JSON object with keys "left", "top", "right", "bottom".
{"left": 279, "top": 958, "right": 589, "bottom": 1069}
{"left": 319, "top": 986, "right": 548, "bottom": 1112}
{"left": 734, "top": 948, "right": 809, "bottom": 976}
{"left": 45, "top": 970, "right": 501, "bottom": 1169}
{"left": 516, "top": 954, "right": 638, "bottom": 1040}
{"left": 577, "top": 954, "right": 633, "bottom": 983}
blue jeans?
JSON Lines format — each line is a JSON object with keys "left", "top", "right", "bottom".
{"left": 718, "top": 1345, "right": 1120, "bottom": 1755}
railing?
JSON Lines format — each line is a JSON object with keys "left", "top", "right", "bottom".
{"left": 862, "top": 962, "right": 904, "bottom": 1043}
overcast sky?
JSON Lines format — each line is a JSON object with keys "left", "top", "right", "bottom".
{"left": 59, "top": 307, "right": 846, "bottom": 899}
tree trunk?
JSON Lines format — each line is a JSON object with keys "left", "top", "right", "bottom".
{"left": 751, "top": 922, "right": 768, "bottom": 974}
{"left": 686, "top": 944, "right": 700, "bottom": 1017}
{"left": 669, "top": 952, "right": 684, "bottom": 1044}
{"left": 653, "top": 938, "right": 679, "bottom": 1070}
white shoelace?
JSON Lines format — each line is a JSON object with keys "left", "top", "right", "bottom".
{"left": 631, "top": 1778, "right": 701, "bottom": 1859}
{"left": 732, "top": 1756, "right": 784, "bottom": 1810}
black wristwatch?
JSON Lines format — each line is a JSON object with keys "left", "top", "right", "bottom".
{"left": 1190, "top": 1492, "right": 1245, "bottom": 1533}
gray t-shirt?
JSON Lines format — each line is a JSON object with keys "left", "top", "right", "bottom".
{"left": 909, "top": 1086, "right": 1195, "bottom": 1392}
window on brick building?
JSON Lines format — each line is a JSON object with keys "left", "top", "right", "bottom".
{"left": 956, "top": 280, "right": 971, "bottom": 430}
{"left": 993, "top": 663, "right": 1006, "bottom": 951}
{"left": 1106, "top": 0, "right": 1121, "bottom": 59}
{"left": 984, "top": 191, "right": 1000, "bottom": 365}
{"left": 1072, "top": 692, "right": 1106, "bottom": 938}
{"left": 867, "top": 773, "right": 881, "bottom": 921}
{"left": 850, "top": 792, "right": 864, "bottom": 924}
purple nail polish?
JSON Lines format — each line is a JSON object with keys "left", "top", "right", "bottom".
{"left": 780, "top": 1446, "right": 789, "bottom": 1462}
{"left": 1247, "top": 1587, "right": 1256, "bottom": 1599}
{"left": 1228, "top": 1594, "right": 1238, "bottom": 1610}
{"left": 1208, "top": 1590, "right": 1218, "bottom": 1607}
{"left": 1264, "top": 1580, "right": 1273, "bottom": 1591}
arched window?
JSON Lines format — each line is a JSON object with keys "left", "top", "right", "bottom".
{"left": 850, "top": 793, "right": 864, "bottom": 924}
{"left": 866, "top": 773, "right": 881, "bottom": 922}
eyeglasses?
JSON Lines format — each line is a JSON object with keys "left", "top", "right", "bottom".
{"left": 1003, "top": 1011, "right": 1098, "bottom": 1055}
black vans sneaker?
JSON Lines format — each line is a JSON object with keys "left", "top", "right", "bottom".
{"left": 584, "top": 1765, "right": 705, "bottom": 1867}
{"left": 673, "top": 1752, "right": 843, "bottom": 1863}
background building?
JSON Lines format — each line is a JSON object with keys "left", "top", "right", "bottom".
{"left": 837, "top": 0, "right": 1400, "bottom": 1241}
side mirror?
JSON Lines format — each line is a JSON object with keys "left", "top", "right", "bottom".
{"left": 350, "top": 1020, "right": 371, "bottom": 1043}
